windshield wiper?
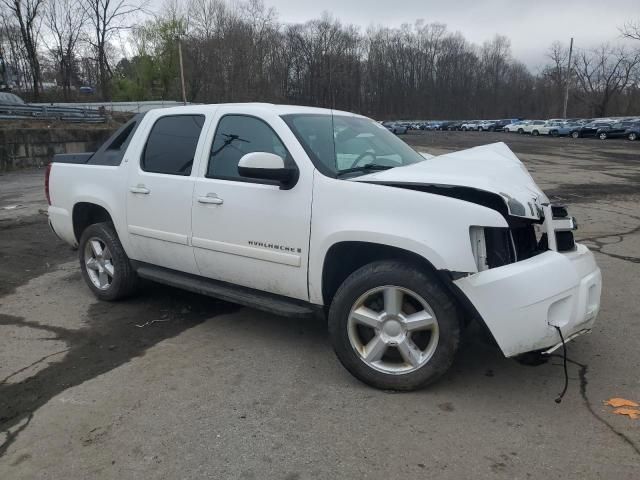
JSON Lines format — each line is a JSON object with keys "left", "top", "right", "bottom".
{"left": 336, "top": 163, "right": 395, "bottom": 177}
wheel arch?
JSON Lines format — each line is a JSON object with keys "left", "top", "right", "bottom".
{"left": 319, "top": 240, "right": 490, "bottom": 339}
{"left": 72, "top": 202, "right": 114, "bottom": 243}
{"left": 321, "top": 242, "right": 432, "bottom": 306}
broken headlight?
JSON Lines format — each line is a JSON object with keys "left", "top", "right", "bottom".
{"left": 470, "top": 226, "right": 515, "bottom": 271}
{"left": 470, "top": 223, "right": 544, "bottom": 272}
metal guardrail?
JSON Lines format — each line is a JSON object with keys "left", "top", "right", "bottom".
{"left": 30, "top": 100, "right": 188, "bottom": 113}
{"left": 0, "top": 103, "right": 106, "bottom": 123}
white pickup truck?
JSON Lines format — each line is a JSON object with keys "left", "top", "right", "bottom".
{"left": 46, "top": 103, "right": 602, "bottom": 391}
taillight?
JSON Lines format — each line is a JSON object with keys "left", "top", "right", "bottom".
{"left": 45, "top": 163, "right": 52, "bottom": 205}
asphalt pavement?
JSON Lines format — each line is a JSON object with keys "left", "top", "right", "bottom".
{"left": 1, "top": 132, "right": 639, "bottom": 479}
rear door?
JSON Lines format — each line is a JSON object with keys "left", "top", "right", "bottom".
{"left": 191, "top": 109, "right": 313, "bottom": 301}
{"left": 125, "top": 112, "right": 209, "bottom": 274}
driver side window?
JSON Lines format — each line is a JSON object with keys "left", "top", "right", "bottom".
{"left": 207, "top": 115, "right": 291, "bottom": 180}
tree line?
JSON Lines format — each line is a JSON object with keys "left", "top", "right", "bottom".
{"left": 1, "top": 0, "right": 639, "bottom": 119}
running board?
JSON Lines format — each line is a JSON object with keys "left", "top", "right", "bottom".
{"left": 133, "top": 262, "right": 316, "bottom": 318}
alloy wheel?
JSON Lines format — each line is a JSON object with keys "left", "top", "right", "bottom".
{"left": 84, "top": 237, "right": 114, "bottom": 290}
{"left": 347, "top": 286, "right": 439, "bottom": 375}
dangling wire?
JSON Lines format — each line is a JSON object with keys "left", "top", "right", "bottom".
{"left": 554, "top": 326, "right": 569, "bottom": 404}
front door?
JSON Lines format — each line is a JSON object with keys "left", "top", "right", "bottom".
{"left": 191, "top": 113, "right": 312, "bottom": 301}
{"left": 126, "top": 113, "right": 207, "bottom": 274}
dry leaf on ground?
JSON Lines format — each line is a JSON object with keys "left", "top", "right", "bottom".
{"left": 604, "top": 398, "right": 639, "bottom": 408}
{"left": 611, "top": 407, "right": 640, "bottom": 419}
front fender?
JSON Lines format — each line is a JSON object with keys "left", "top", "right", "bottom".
{"left": 308, "top": 173, "right": 507, "bottom": 304}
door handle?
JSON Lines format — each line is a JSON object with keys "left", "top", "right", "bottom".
{"left": 130, "top": 185, "right": 150, "bottom": 195}
{"left": 197, "top": 193, "right": 223, "bottom": 205}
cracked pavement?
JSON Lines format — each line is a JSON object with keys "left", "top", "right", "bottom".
{"left": 1, "top": 132, "right": 639, "bottom": 479}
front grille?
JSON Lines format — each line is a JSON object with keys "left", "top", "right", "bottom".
{"left": 556, "top": 231, "right": 576, "bottom": 251}
{"left": 550, "top": 204, "right": 576, "bottom": 252}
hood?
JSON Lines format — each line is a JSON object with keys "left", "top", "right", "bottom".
{"left": 353, "top": 142, "right": 548, "bottom": 220}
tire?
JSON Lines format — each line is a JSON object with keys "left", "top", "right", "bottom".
{"left": 550, "top": 130, "right": 559, "bottom": 137}
{"left": 517, "top": 128, "right": 524, "bottom": 134}
{"left": 599, "top": 132, "right": 607, "bottom": 140}
{"left": 328, "top": 260, "right": 461, "bottom": 391}
{"left": 489, "top": 127, "right": 495, "bottom": 132}
{"left": 629, "top": 132, "right": 638, "bottom": 141}
{"left": 79, "top": 222, "right": 138, "bottom": 301}
{"left": 571, "top": 131, "right": 580, "bottom": 139}
{"left": 532, "top": 130, "right": 539, "bottom": 136}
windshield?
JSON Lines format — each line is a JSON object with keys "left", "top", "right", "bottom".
{"left": 282, "top": 114, "right": 425, "bottom": 177}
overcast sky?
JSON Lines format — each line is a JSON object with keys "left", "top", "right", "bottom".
{"left": 230, "top": 0, "right": 638, "bottom": 71}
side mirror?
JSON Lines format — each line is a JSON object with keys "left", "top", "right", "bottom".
{"left": 238, "top": 152, "right": 297, "bottom": 189}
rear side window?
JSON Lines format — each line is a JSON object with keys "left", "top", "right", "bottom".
{"left": 142, "top": 115, "right": 205, "bottom": 175}
{"left": 207, "top": 115, "right": 290, "bottom": 180}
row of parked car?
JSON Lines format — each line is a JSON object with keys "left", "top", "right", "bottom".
{"left": 382, "top": 118, "right": 640, "bottom": 141}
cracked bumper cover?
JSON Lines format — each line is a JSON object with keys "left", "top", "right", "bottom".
{"left": 454, "top": 243, "right": 601, "bottom": 357}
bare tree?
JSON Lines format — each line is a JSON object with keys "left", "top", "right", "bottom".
{"left": 572, "top": 44, "right": 640, "bottom": 116}
{"left": 1, "top": 0, "right": 44, "bottom": 98}
{"left": 621, "top": 20, "right": 640, "bottom": 41}
{"left": 540, "top": 42, "right": 569, "bottom": 116}
{"left": 83, "top": 0, "right": 147, "bottom": 100}
{"left": 44, "top": 0, "right": 87, "bottom": 99}
{"left": 1, "top": 14, "right": 29, "bottom": 89}
{"left": 0, "top": 0, "right": 618, "bottom": 117}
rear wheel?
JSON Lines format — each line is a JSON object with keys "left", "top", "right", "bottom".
{"left": 550, "top": 130, "right": 559, "bottom": 137}
{"left": 571, "top": 131, "right": 580, "bottom": 139}
{"left": 79, "top": 222, "right": 138, "bottom": 301}
{"left": 328, "top": 261, "right": 460, "bottom": 391}
{"left": 532, "top": 130, "right": 539, "bottom": 136}
{"left": 629, "top": 132, "right": 638, "bottom": 141}
{"left": 599, "top": 132, "right": 607, "bottom": 140}
{"left": 517, "top": 128, "right": 524, "bottom": 134}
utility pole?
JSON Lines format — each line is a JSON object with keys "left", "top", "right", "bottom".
{"left": 562, "top": 37, "right": 574, "bottom": 119}
{"left": 177, "top": 35, "right": 187, "bottom": 105}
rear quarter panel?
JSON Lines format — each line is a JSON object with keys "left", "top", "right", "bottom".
{"left": 48, "top": 163, "right": 128, "bottom": 251}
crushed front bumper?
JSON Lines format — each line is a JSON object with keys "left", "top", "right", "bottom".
{"left": 454, "top": 243, "right": 601, "bottom": 357}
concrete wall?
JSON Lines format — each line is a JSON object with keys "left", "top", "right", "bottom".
{"left": 0, "top": 127, "right": 115, "bottom": 171}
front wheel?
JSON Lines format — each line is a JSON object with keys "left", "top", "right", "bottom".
{"left": 571, "top": 131, "right": 580, "bottom": 139}
{"left": 532, "top": 130, "right": 539, "bottom": 136}
{"left": 79, "top": 222, "right": 138, "bottom": 301}
{"left": 599, "top": 132, "right": 607, "bottom": 140}
{"left": 517, "top": 128, "right": 524, "bottom": 134}
{"left": 629, "top": 132, "right": 638, "bottom": 141}
{"left": 328, "top": 261, "right": 460, "bottom": 391}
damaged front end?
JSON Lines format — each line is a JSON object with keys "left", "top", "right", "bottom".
{"left": 469, "top": 203, "right": 578, "bottom": 272}
{"left": 354, "top": 142, "right": 601, "bottom": 358}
